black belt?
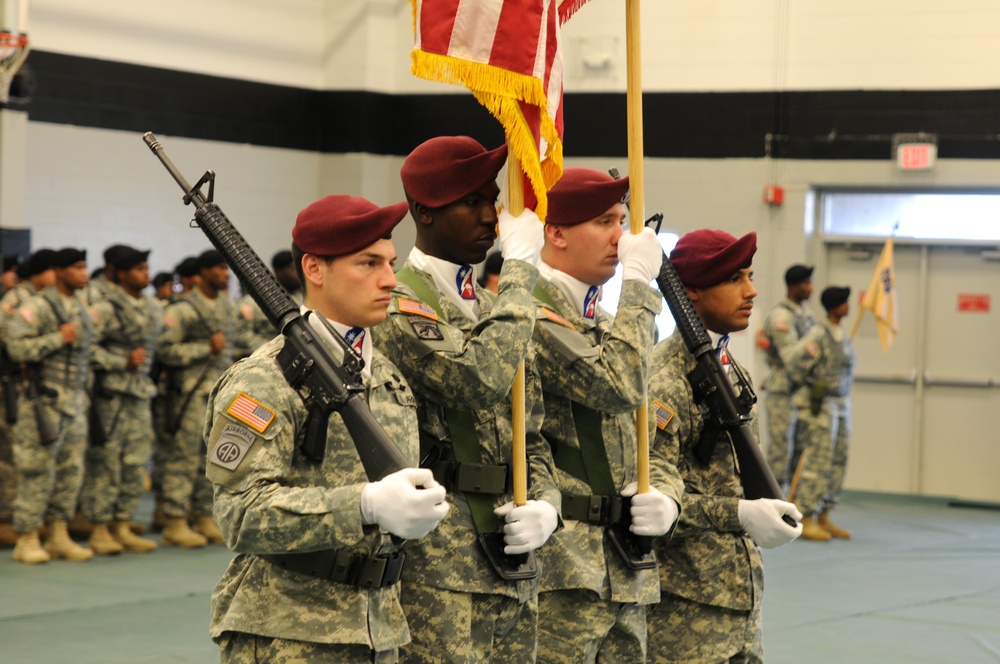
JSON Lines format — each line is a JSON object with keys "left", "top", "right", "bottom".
{"left": 561, "top": 494, "right": 632, "bottom": 526}
{"left": 260, "top": 549, "right": 405, "bottom": 588}
{"left": 426, "top": 459, "right": 511, "bottom": 495}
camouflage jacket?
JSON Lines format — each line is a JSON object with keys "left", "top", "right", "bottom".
{"left": 205, "top": 336, "right": 418, "bottom": 650}
{"left": 647, "top": 331, "right": 764, "bottom": 611}
{"left": 533, "top": 277, "right": 680, "bottom": 604}
{"left": 762, "top": 299, "right": 815, "bottom": 393}
{"left": 7, "top": 286, "right": 94, "bottom": 414}
{"left": 81, "top": 273, "right": 115, "bottom": 306}
{"left": 235, "top": 293, "right": 276, "bottom": 360}
{"left": 786, "top": 318, "right": 856, "bottom": 405}
{"left": 0, "top": 282, "right": 36, "bottom": 346}
{"left": 157, "top": 288, "right": 238, "bottom": 396}
{"left": 90, "top": 284, "right": 162, "bottom": 400}
{"left": 372, "top": 258, "right": 561, "bottom": 600}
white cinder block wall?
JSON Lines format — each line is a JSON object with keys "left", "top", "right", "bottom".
{"left": 10, "top": 0, "right": 1000, "bottom": 495}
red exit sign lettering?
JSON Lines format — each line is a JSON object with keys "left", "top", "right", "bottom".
{"left": 896, "top": 143, "right": 936, "bottom": 170}
{"left": 957, "top": 294, "right": 990, "bottom": 312}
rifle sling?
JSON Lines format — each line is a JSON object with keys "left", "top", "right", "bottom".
{"left": 396, "top": 267, "right": 503, "bottom": 535}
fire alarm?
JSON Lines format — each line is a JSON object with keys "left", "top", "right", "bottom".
{"left": 763, "top": 185, "right": 784, "bottom": 206}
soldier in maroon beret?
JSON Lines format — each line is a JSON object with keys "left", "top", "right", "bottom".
{"left": 646, "top": 228, "right": 802, "bottom": 663}
{"left": 205, "top": 193, "right": 449, "bottom": 662}
{"left": 375, "top": 136, "right": 562, "bottom": 661}
{"left": 532, "top": 167, "right": 682, "bottom": 662}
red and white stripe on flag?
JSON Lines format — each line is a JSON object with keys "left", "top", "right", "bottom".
{"left": 411, "top": 0, "right": 585, "bottom": 220}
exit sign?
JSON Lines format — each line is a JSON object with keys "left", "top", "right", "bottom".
{"left": 896, "top": 143, "right": 937, "bottom": 170}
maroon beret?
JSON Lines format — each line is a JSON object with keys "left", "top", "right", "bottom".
{"left": 669, "top": 229, "right": 757, "bottom": 288}
{"left": 292, "top": 195, "right": 408, "bottom": 258}
{"left": 547, "top": 168, "right": 630, "bottom": 226}
{"left": 400, "top": 136, "right": 508, "bottom": 207}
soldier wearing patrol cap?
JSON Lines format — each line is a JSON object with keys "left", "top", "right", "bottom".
{"left": 646, "top": 230, "right": 802, "bottom": 662}
{"left": 531, "top": 168, "right": 683, "bottom": 663}
{"left": 205, "top": 194, "right": 448, "bottom": 662}
{"left": 761, "top": 264, "right": 816, "bottom": 486}
{"left": 373, "top": 135, "right": 562, "bottom": 662}
{"left": 81, "top": 246, "right": 162, "bottom": 554}
{"left": 156, "top": 248, "right": 238, "bottom": 547}
{"left": 784, "top": 285, "right": 856, "bottom": 541}
{"left": 0, "top": 248, "right": 57, "bottom": 548}
{"left": 8, "top": 248, "right": 95, "bottom": 564}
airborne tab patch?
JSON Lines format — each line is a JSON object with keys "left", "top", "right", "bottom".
{"left": 653, "top": 399, "right": 674, "bottom": 430}
{"left": 398, "top": 298, "right": 439, "bottom": 320}
{"left": 226, "top": 392, "right": 276, "bottom": 433}
{"left": 210, "top": 423, "right": 256, "bottom": 471}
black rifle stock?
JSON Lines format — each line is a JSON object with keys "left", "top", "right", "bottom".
{"left": 25, "top": 364, "right": 59, "bottom": 446}
{"left": 142, "top": 132, "right": 409, "bottom": 480}
{"left": 0, "top": 349, "right": 19, "bottom": 425}
{"left": 655, "top": 255, "right": 797, "bottom": 527}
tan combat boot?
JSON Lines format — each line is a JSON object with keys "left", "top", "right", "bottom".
{"left": 818, "top": 510, "right": 852, "bottom": 539}
{"left": 112, "top": 520, "right": 157, "bottom": 553}
{"left": 799, "top": 515, "right": 833, "bottom": 542}
{"left": 161, "top": 517, "right": 208, "bottom": 548}
{"left": 12, "top": 530, "right": 50, "bottom": 564}
{"left": 88, "top": 522, "right": 125, "bottom": 555}
{"left": 191, "top": 515, "right": 225, "bottom": 545}
{"left": 45, "top": 520, "right": 94, "bottom": 561}
{"left": 0, "top": 521, "right": 19, "bottom": 548}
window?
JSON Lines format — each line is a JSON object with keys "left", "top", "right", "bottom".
{"left": 823, "top": 191, "right": 1000, "bottom": 242}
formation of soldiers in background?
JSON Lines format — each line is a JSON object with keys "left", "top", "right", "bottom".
{"left": 0, "top": 245, "right": 302, "bottom": 561}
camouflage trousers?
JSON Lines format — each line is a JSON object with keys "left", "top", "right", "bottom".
{"left": 0, "top": 385, "right": 14, "bottom": 521}
{"left": 218, "top": 631, "right": 398, "bottom": 663}
{"left": 160, "top": 391, "right": 213, "bottom": 519}
{"left": 10, "top": 392, "right": 88, "bottom": 533}
{"left": 80, "top": 393, "right": 153, "bottom": 523}
{"left": 764, "top": 391, "right": 795, "bottom": 485}
{"left": 150, "top": 392, "right": 170, "bottom": 499}
{"left": 399, "top": 582, "right": 538, "bottom": 663}
{"left": 824, "top": 396, "right": 851, "bottom": 509}
{"left": 647, "top": 593, "right": 762, "bottom": 664}
{"left": 790, "top": 396, "right": 834, "bottom": 515}
{"left": 537, "top": 589, "right": 646, "bottom": 664}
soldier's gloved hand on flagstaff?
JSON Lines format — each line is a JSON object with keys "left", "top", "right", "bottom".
{"left": 494, "top": 499, "right": 558, "bottom": 555}
{"left": 618, "top": 227, "right": 663, "bottom": 284}
{"left": 497, "top": 208, "right": 544, "bottom": 265}
{"left": 621, "top": 482, "right": 679, "bottom": 537}
{"left": 737, "top": 498, "right": 803, "bottom": 549}
{"left": 360, "top": 468, "right": 449, "bottom": 540}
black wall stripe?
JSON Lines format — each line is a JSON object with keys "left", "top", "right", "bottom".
{"left": 10, "top": 51, "right": 1000, "bottom": 160}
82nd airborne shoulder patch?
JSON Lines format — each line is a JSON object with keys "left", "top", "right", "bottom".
{"left": 210, "top": 423, "right": 256, "bottom": 471}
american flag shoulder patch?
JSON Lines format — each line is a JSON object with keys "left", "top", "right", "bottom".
{"left": 653, "top": 399, "right": 674, "bottom": 431}
{"left": 226, "top": 392, "right": 276, "bottom": 433}
{"left": 398, "top": 298, "right": 438, "bottom": 321}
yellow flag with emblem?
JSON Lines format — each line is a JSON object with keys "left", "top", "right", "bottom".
{"left": 852, "top": 236, "right": 898, "bottom": 353}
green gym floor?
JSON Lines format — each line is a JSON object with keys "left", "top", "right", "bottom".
{"left": 2, "top": 491, "right": 999, "bottom": 663}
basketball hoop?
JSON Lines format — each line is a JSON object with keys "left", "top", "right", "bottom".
{"left": 0, "top": 32, "right": 29, "bottom": 104}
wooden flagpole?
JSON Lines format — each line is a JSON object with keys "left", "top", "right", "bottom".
{"left": 506, "top": 153, "right": 529, "bottom": 507}
{"left": 626, "top": 0, "right": 650, "bottom": 495}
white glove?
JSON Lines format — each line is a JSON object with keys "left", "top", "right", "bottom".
{"left": 494, "top": 499, "right": 558, "bottom": 555}
{"left": 498, "top": 208, "right": 544, "bottom": 265}
{"left": 737, "top": 498, "right": 803, "bottom": 549}
{"left": 618, "top": 227, "right": 663, "bottom": 284}
{"left": 360, "top": 468, "right": 449, "bottom": 540}
{"left": 622, "top": 482, "right": 679, "bottom": 537}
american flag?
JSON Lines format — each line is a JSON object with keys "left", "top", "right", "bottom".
{"left": 653, "top": 400, "right": 673, "bottom": 430}
{"left": 410, "top": 0, "right": 587, "bottom": 220}
{"left": 227, "top": 393, "right": 275, "bottom": 433}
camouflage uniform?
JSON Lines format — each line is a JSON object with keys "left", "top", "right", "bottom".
{"left": 81, "top": 273, "right": 115, "bottom": 306}
{"left": 6, "top": 287, "right": 94, "bottom": 533}
{"left": 234, "top": 294, "right": 274, "bottom": 359}
{"left": 646, "top": 332, "right": 764, "bottom": 664}
{"left": 785, "top": 319, "right": 856, "bottom": 516}
{"left": 206, "top": 335, "right": 417, "bottom": 661}
{"left": 80, "top": 284, "right": 161, "bottom": 524}
{"left": 532, "top": 276, "right": 681, "bottom": 664}
{"left": 0, "top": 283, "right": 36, "bottom": 525}
{"left": 762, "top": 299, "right": 814, "bottom": 484}
{"left": 372, "top": 257, "right": 561, "bottom": 664}
{"left": 156, "top": 288, "right": 237, "bottom": 520}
